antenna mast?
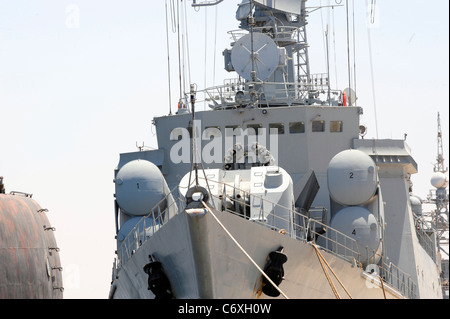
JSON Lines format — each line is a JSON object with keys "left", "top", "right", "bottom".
{"left": 427, "top": 111, "right": 449, "bottom": 268}
{"left": 434, "top": 112, "right": 448, "bottom": 173}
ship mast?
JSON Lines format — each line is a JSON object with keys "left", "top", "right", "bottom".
{"left": 427, "top": 112, "right": 449, "bottom": 297}
{"left": 434, "top": 112, "right": 448, "bottom": 174}
{"left": 432, "top": 112, "right": 449, "bottom": 256}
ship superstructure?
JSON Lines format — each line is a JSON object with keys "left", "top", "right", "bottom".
{"left": 108, "top": 0, "right": 444, "bottom": 299}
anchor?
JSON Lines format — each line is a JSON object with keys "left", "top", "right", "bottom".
{"left": 143, "top": 255, "right": 173, "bottom": 299}
{"left": 262, "top": 246, "right": 287, "bottom": 297}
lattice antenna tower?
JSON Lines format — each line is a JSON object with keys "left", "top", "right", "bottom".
{"left": 434, "top": 112, "right": 448, "bottom": 174}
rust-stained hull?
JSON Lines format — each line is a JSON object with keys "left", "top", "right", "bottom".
{"left": 0, "top": 193, "right": 63, "bottom": 299}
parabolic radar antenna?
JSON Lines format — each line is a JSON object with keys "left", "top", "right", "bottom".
{"left": 231, "top": 33, "right": 279, "bottom": 81}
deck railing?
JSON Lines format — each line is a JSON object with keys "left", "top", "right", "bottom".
{"left": 379, "top": 261, "right": 417, "bottom": 299}
{"left": 196, "top": 77, "right": 342, "bottom": 108}
{"left": 115, "top": 188, "right": 181, "bottom": 268}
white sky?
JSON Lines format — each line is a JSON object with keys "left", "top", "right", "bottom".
{"left": 0, "top": 0, "right": 448, "bottom": 298}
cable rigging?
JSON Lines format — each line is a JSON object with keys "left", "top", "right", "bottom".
{"left": 352, "top": 0, "right": 357, "bottom": 99}
{"left": 345, "top": 0, "right": 352, "bottom": 105}
{"left": 177, "top": 0, "right": 183, "bottom": 104}
{"left": 165, "top": 0, "right": 173, "bottom": 115}
{"left": 366, "top": 0, "right": 379, "bottom": 138}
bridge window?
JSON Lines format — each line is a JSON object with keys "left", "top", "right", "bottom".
{"left": 269, "top": 123, "right": 285, "bottom": 134}
{"left": 330, "top": 121, "right": 343, "bottom": 132}
{"left": 246, "top": 124, "right": 263, "bottom": 135}
{"left": 289, "top": 122, "right": 305, "bottom": 133}
{"left": 312, "top": 120, "right": 325, "bottom": 132}
{"left": 225, "top": 125, "right": 241, "bottom": 136}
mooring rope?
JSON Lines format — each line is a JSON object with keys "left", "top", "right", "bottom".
{"left": 379, "top": 275, "right": 387, "bottom": 299}
{"left": 201, "top": 201, "right": 289, "bottom": 299}
{"left": 312, "top": 243, "right": 353, "bottom": 299}
{"left": 313, "top": 243, "right": 341, "bottom": 299}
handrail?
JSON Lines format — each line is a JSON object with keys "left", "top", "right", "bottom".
{"left": 227, "top": 26, "right": 301, "bottom": 43}
{"left": 379, "top": 261, "right": 417, "bottom": 299}
{"left": 208, "top": 185, "right": 363, "bottom": 264}
{"left": 414, "top": 218, "right": 437, "bottom": 262}
{"left": 116, "top": 186, "right": 181, "bottom": 267}
{"left": 197, "top": 76, "right": 342, "bottom": 108}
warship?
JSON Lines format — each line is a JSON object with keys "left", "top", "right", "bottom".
{"left": 0, "top": 176, "right": 63, "bottom": 298}
{"left": 108, "top": 0, "right": 447, "bottom": 299}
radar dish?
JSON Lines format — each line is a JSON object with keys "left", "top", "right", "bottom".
{"left": 231, "top": 33, "right": 279, "bottom": 81}
{"left": 343, "top": 88, "right": 357, "bottom": 105}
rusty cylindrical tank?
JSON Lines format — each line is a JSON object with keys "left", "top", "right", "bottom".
{"left": 0, "top": 190, "right": 63, "bottom": 298}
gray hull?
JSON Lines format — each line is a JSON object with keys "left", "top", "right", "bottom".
{"left": 110, "top": 209, "right": 402, "bottom": 299}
